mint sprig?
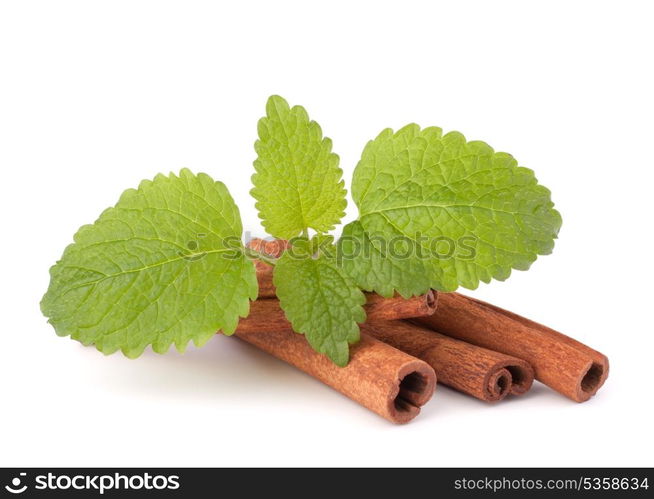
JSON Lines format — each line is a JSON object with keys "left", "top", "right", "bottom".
{"left": 41, "top": 96, "right": 562, "bottom": 366}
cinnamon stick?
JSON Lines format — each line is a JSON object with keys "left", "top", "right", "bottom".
{"left": 247, "top": 237, "right": 291, "bottom": 258}
{"left": 236, "top": 296, "right": 436, "bottom": 332}
{"left": 253, "top": 259, "right": 276, "bottom": 298}
{"left": 362, "top": 320, "right": 533, "bottom": 402}
{"left": 239, "top": 238, "right": 438, "bottom": 422}
{"left": 413, "top": 293, "right": 609, "bottom": 402}
{"left": 234, "top": 328, "right": 437, "bottom": 423}
{"left": 363, "top": 292, "right": 438, "bottom": 321}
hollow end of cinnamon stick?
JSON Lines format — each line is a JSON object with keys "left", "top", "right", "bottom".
{"left": 391, "top": 361, "right": 437, "bottom": 423}
{"left": 504, "top": 361, "right": 535, "bottom": 396}
{"left": 480, "top": 359, "right": 534, "bottom": 401}
{"left": 486, "top": 367, "right": 512, "bottom": 401}
{"left": 575, "top": 358, "right": 609, "bottom": 402}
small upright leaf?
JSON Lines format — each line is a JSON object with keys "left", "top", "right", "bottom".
{"left": 251, "top": 95, "right": 347, "bottom": 238}
{"left": 41, "top": 169, "right": 258, "bottom": 357}
{"left": 342, "top": 124, "right": 562, "bottom": 296}
{"left": 273, "top": 245, "right": 366, "bottom": 366}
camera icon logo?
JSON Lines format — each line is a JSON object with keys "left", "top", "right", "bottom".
{"left": 4, "top": 473, "right": 27, "bottom": 494}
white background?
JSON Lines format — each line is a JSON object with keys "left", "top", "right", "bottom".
{"left": 1, "top": 1, "right": 653, "bottom": 467}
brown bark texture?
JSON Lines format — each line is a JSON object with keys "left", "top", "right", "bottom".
{"left": 413, "top": 292, "right": 609, "bottom": 402}
{"left": 235, "top": 328, "right": 437, "bottom": 423}
{"left": 362, "top": 320, "right": 533, "bottom": 402}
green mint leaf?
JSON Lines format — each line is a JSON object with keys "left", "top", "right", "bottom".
{"left": 251, "top": 95, "right": 347, "bottom": 239}
{"left": 339, "top": 220, "right": 432, "bottom": 298}
{"left": 40, "top": 169, "right": 257, "bottom": 358}
{"left": 273, "top": 246, "right": 366, "bottom": 366}
{"left": 344, "top": 124, "right": 562, "bottom": 295}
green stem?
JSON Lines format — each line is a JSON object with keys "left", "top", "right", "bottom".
{"left": 243, "top": 245, "right": 278, "bottom": 266}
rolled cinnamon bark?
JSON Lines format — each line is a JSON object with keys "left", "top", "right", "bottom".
{"left": 235, "top": 328, "right": 437, "bottom": 424}
{"left": 247, "top": 237, "right": 290, "bottom": 258}
{"left": 362, "top": 320, "right": 533, "bottom": 402}
{"left": 253, "top": 260, "right": 276, "bottom": 298}
{"left": 248, "top": 238, "right": 287, "bottom": 299}
{"left": 236, "top": 296, "right": 435, "bottom": 332}
{"left": 413, "top": 293, "right": 609, "bottom": 402}
{"left": 363, "top": 291, "right": 438, "bottom": 321}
